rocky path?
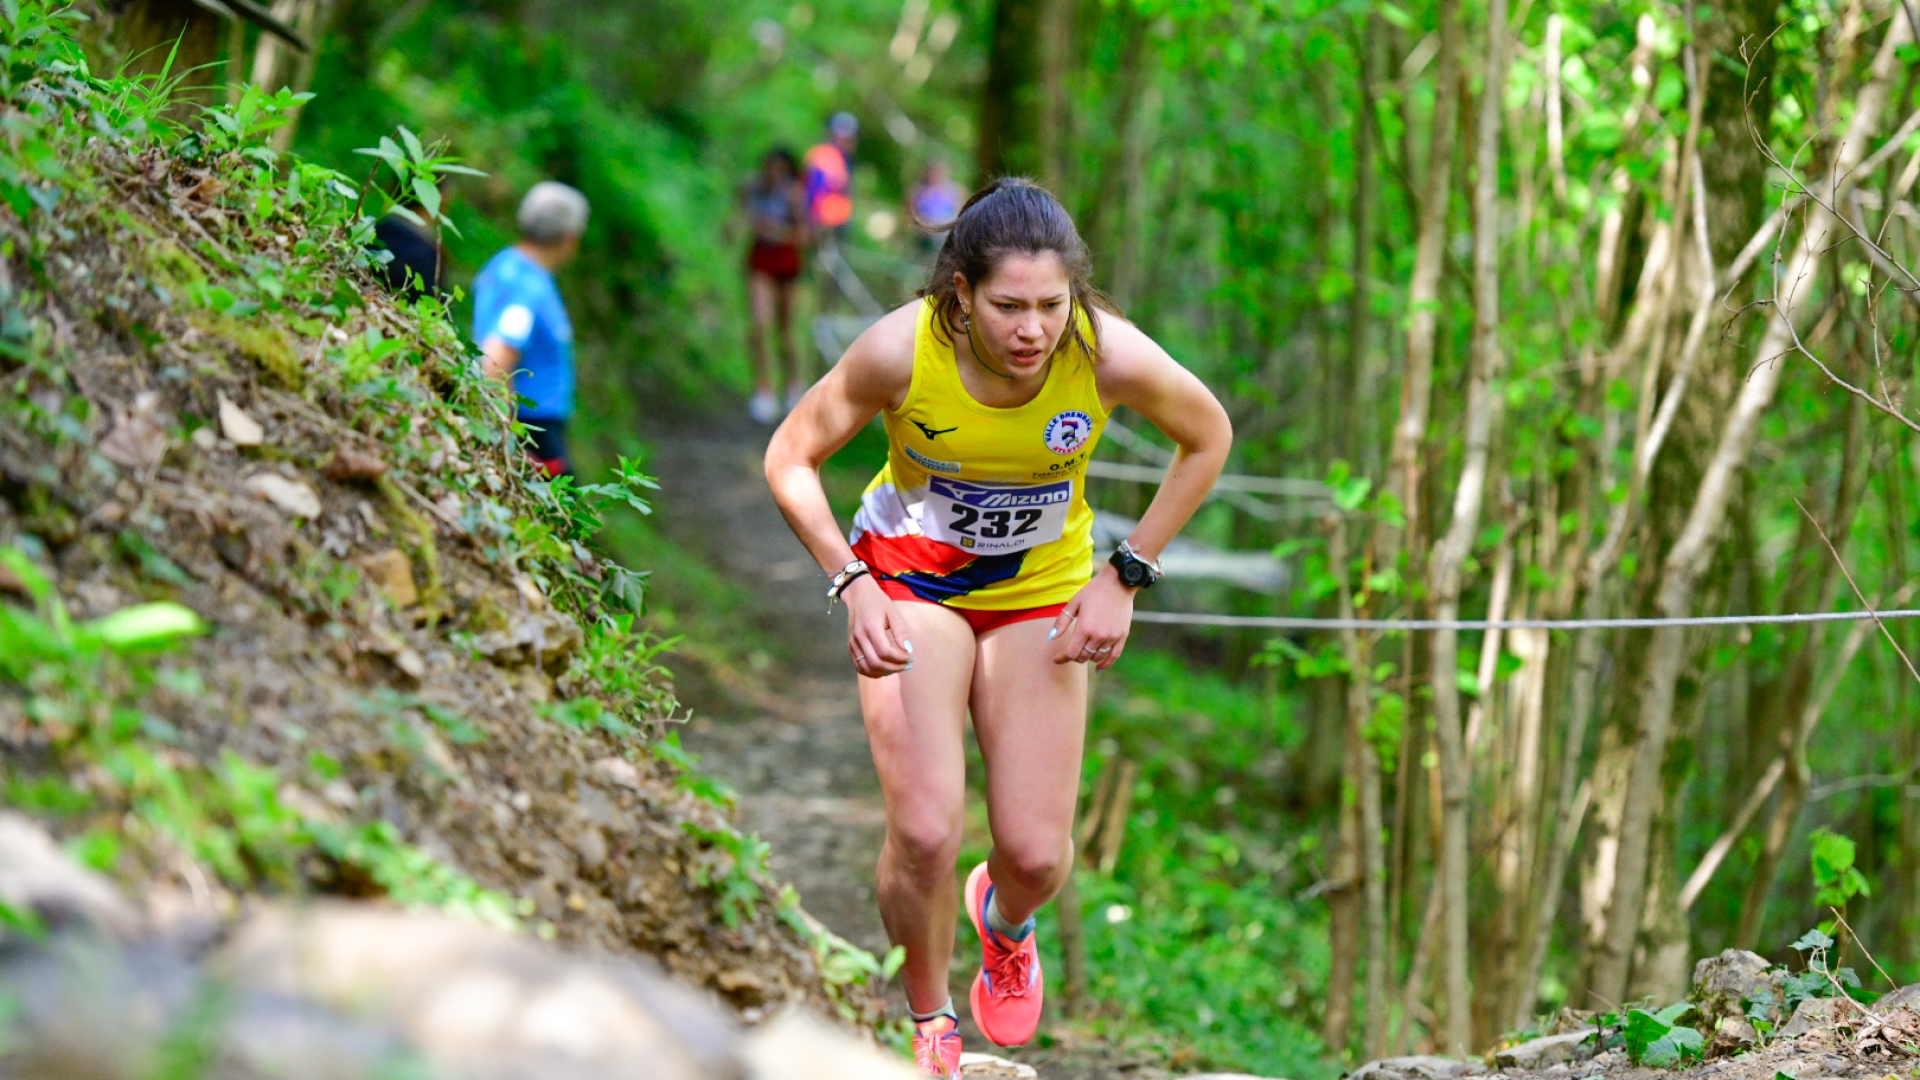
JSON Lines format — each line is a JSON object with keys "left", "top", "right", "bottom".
{"left": 651, "top": 417, "right": 892, "bottom": 960}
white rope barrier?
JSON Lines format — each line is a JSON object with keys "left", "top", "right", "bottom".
{"left": 1130, "top": 608, "right": 1920, "bottom": 631}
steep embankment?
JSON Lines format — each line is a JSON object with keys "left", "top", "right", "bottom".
{"left": 0, "top": 5, "right": 881, "bottom": 1029}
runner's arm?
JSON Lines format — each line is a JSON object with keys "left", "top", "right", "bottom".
{"left": 1049, "top": 312, "right": 1231, "bottom": 671}
{"left": 1093, "top": 311, "right": 1233, "bottom": 560}
{"left": 765, "top": 304, "right": 918, "bottom": 675}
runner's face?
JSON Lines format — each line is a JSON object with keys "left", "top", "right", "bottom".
{"left": 956, "top": 251, "right": 1072, "bottom": 379}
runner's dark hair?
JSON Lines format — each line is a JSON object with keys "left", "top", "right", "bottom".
{"left": 762, "top": 146, "right": 799, "bottom": 176}
{"left": 919, "top": 176, "right": 1119, "bottom": 362}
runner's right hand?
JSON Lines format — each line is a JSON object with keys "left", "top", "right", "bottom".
{"left": 844, "top": 576, "right": 913, "bottom": 678}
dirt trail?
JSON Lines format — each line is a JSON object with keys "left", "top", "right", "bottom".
{"left": 652, "top": 417, "right": 891, "bottom": 958}
{"left": 651, "top": 416, "right": 1179, "bottom": 1080}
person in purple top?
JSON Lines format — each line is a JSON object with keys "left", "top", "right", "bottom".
{"left": 474, "top": 182, "right": 588, "bottom": 477}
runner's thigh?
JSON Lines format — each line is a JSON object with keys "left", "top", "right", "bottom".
{"left": 970, "top": 618, "right": 1089, "bottom": 856}
{"left": 859, "top": 602, "right": 977, "bottom": 845}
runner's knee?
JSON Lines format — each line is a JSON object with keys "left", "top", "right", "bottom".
{"left": 888, "top": 816, "right": 963, "bottom": 883}
{"left": 995, "top": 837, "right": 1070, "bottom": 894}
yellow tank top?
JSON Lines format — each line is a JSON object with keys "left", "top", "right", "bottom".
{"left": 847, "top": 299, "right": 1108, "bottom": 610}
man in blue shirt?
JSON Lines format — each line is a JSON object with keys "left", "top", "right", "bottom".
{"left": 474, "top": 181, "right": 589, "bottom": 477}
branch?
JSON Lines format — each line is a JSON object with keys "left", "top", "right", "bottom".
{"left": 1796, "top": 498, "right": 1920, "bottom": 688}
{"left": 188, "top": 0, "right": 312, "bottom": 52}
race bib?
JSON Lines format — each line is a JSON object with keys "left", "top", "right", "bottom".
{"left": 922, "top": 477, "right": 1073, "bottom": 556}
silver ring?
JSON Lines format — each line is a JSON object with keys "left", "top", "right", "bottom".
{"left": 1096, "top": 645, "right": 1113, "bottom": 654}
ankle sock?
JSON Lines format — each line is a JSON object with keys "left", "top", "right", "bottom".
{"left": 910, "top": 998, "right": 958, "bottom": 1024}
{"left": 986, "top": 889, "right": 1035, "bottom": 941}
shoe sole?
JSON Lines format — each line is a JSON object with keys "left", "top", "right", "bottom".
{"left": 964, "top": 860, "right": 1040, "bottom": 1050}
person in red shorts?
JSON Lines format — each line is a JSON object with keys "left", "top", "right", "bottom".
{"left": 742, "top": 148, "right": 809, "bottom": 424}
{"left": 764, "top": 178, "right": 1231, "bottom": 1076}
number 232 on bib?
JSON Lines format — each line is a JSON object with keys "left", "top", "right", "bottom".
{"left": 922, "top": 476, "right": 1072, "bottom": 555}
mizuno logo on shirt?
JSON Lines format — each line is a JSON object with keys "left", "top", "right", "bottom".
{"left": 912, "top": 420, "right": 958, "bottom": 440}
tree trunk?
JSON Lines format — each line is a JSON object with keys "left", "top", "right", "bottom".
{"left": 1377, "top": 0, "right": 1461, "bottom": 567}
{"left": 978, "top": 0, "right": 1045, "bottom": 178}
{"left": 1346, "top": 13, "right": 1382, "bottom": 468}
{"left": 1325, "top": 753, "right": 1362, "bottom": 1052}
{"left": 1056, "top": 869, "right": 1090, "bottom": 1016}
{"left": 1421, "top": 0, "right": 1504, "bottom": 1050}
{"left": 1588, "top": 13, "right": 1911, "bottom": 1003}
{"left": 111, "top": 0, "right": 223, "bottom": 107}
{"left": 1037, "top": 0, "right": 1076, "bottom": 189}
{"left": 1331, "top": 517, "right": 1391, "bottom": 1059}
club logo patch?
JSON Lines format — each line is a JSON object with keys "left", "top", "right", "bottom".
{"left": 1043, "top": 410, "right": 1093, "bottom": 455}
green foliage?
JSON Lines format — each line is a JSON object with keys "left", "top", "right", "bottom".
{"left": 1057, "top": 649, "right": 1328, "bottom": 1077}
{"left": 777, "top": 885, "right": 905, "bottom": 1017}
{"left": 0, "top": 542, "right": 518, "bottom": 924}
{"left": 681, "top": 820, "right": 771, "bottom": 929}
{"left": 353, "top": 125, "right": 484, "bottom": 240}
{"left": 1785, "top": 928, "right": 1870, "bottom": 1007}
{"left": 1623, "top": 1003, "right": 1705, "bottom": 1068}
{"left": 653, "top": 733, "right": 738, "bottom": 811}
{"left": 1809, "top": 830, "right": 1871, "bottom": 910}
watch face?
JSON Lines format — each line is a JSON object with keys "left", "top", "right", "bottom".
{"left": 1121, "top": 561, "right": 1148, "bottom": 587}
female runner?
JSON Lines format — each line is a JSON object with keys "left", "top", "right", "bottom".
{"left": 765, "top": 178, "right": 1231, "bottom": 1077}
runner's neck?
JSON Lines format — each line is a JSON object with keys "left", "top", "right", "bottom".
{"left": 951, "top": 324, "right": 1054, "bottom": 410}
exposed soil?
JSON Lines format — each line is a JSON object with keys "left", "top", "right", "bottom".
{"left": 0, "top": 137, "right": 874, "bottom": 1026}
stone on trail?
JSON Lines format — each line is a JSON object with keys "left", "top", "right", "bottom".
{"left": 0, "top": 811, "right": 142, "bottom": 939}
{"left": 356, "top": 548, "right": 419, "bottom": 607}
{"left": 1692, "top": 948, "right": 1785, "bottom": 1034}
{"left": 1493, "top": 1029, "right": 1598, "bottom": 1069}
{"left": 0, "top": 816, "right": 924, "bottom": 1080}
{"left": 1780, "top": 997, "right": 1843, "bottom": 1039}
{"left": 1872, "top": 983, "right": 1920, "bottom": 1014}
{"left": 1349, "top": 1056, "right": 1488, "bottom": 1080}
{"left": 217, "top": 392, "right": 265, "bottom": 446}
{"left": 959, "top": 1053, "right": 1040, "bottom": 1079}
{"left": 245, "top": 471, "right": 323, "bottom": 519}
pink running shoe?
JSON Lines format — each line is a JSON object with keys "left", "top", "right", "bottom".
{"left": 964, "top": 861, "right": 1044, "bottom": 1048}
{"left": 911, "top": 1013, "right": 963, "bottom": 1078}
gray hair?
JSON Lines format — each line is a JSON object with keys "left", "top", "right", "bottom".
{"left": 516, "top": 181, "right": 590, "bottom": 244}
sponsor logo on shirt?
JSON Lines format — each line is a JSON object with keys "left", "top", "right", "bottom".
{"left": 903, "top": 443, "right": 963, "bottom": 474}
{"left": 928, "top": 477, "right": 1072, "bottom": 509}
{"left": 1043, "top": 410, "right": 1094, "bottom": 455}
{"left": 912, "top": 419, "right": 958, "bottom": 440}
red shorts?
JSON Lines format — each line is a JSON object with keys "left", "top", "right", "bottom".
{"left": 748, "top": 240, "right": 803, "bottom": 281}
{"left": 877, "top": 579, "right": 1066, "bottom": 635}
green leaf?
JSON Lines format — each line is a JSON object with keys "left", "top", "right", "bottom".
{"left": 87, "top": 602, "right": 206, "bottom": 651}
{"left": 1655, "top": 1002, "right": 1693, "bottom": 1025}
{"left": 397, "top": 126, "right": 426, "bottom": 164}
{"left": 411, "top": 176, "right": 441, "bottom": 220}
{"left": 1793, "top": 927, "right": 1836, "bottom": 953}
{"left": 1624, "top": 1007, "right": 1671, "bottom": 1064}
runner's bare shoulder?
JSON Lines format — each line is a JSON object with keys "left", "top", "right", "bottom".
{"left": 836, "top": 299, "right": 922, "bottom": 411}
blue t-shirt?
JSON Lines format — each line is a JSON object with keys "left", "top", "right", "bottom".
{"left": 472, "top": 246, "right": 574, "bottom": 421}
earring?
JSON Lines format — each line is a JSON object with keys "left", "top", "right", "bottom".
{"left": 960, "top": 308, "right": 972, "bottom": 331}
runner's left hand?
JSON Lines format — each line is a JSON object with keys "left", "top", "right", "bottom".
{"left": 1051, "top": 565, "right": 1135, "bottom": 671}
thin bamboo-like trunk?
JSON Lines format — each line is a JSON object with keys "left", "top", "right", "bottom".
{"left": 1423, "top": 0, "right": 1506, "bottom": 1050}
{"left": 1589, "top": 14, "right": 1911, "bottom": 1001}
{"left": 1347, "top": 13, "right": 1381, "bottom": 468}
{"left": 1056, "top": 869, "right": 1090, "bottom": 1015}
{"left": 1544, "top": 14, "right": 1567, "bottom": 202}
{"left": 1330, "top": 517, "right": 1391, "bottom": 1059}
{"left": 1379, "top": 0, "right": 1461, "bottom": 566}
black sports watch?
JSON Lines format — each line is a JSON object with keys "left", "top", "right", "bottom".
{"left": 1108, "top": 540, "right": 1162, "bottom": 590}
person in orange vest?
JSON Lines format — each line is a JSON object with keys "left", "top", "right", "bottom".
{"left": 803, "top": 112, "right": 859, "bottom": 237}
